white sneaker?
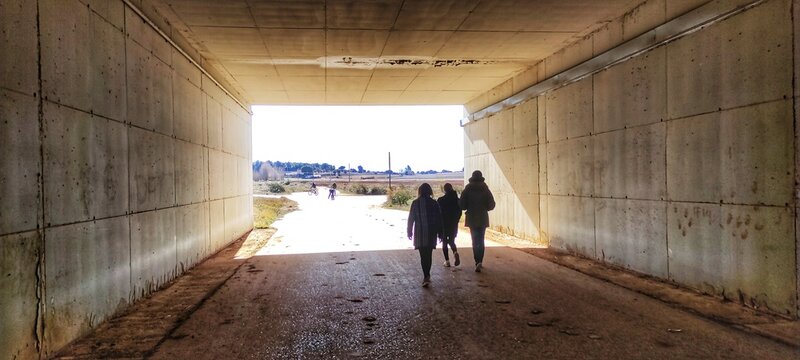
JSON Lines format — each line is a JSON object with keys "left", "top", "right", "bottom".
{"left": 475, "top": 262, "right": 482, "bottom": 273}
{"left": 443, "top": 260, "right": 451, "bottom": 267}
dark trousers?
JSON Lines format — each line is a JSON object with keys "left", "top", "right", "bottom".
{"left": 469, "top": 226, "right": 486, "bottom": 264}
{"left": 418, "top": 247, "right": 433, "bottom": 278}
{"left": 441, "top": 222, "right": 458, "bottom": 260}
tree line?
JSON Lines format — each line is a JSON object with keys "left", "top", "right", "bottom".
{"left": 253, "top": 160, "right": 461, "bottom": 181}
{"left": 252, "top": 160, "right": 366, "bottom": 181}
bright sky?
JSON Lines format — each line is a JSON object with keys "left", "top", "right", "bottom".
{"left": 252, "top": 105, "right": 465, "bottom": 172}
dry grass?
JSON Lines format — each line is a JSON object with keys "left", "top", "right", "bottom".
{"left": 253, "top": 197, "right": 298, "bottom": 229}
{"left": 253, "top": 181, "right": 310, "bottom": 195}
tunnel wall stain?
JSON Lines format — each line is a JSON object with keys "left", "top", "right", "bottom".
{"left": 464, "top": 0, "right": 799, "bottom": 319}
{"left": 0, "top": 0, "right": 254, "bottom": 358}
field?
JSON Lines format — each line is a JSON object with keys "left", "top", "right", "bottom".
{"left": 254, "top": 172, "right": 466, "bottom": 211}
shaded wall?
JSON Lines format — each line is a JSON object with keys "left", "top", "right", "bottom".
{"left": 464, "top": 0, "right": 798, "bottom": 318}
{"left": 0, "top": 0, "right": 253, "bottom": 357}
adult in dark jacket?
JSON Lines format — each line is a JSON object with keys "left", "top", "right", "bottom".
{"left": 437, "top": 183, "right": 462, "bottom": 267}
{"left": 407, "top": 183, "right": 443, "bottom": 287}
{"left": 459, "top": 170, "right": 495, "bottom": 272}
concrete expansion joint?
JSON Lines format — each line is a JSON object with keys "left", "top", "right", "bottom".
{"left": 33, "top": 242, "right": 44, "bottom": 356}
{"left": 37, "top": 206, "right": 211, "bottom": 232}
{"left": 544, "top": 193, "right": 794, "bottom": 208}
{"left": 34, "top": 0, "right": 46, "bottom": 355}
{"left": 545, "top": 97, "right": 792, "bottom": 146}
{"left": 0, "top": 85, "right": 37, "bottom": 99}
{"left": 124, "top": 121, "right": 247, "bottom": 155}
{"left": 40, "top": 98, "right": 125, "bottom": 125}
{"left": 791, "top": 0, "right": 800, "bottom": 319}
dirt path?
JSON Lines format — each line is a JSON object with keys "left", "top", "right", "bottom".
{"left": 148, "top": 193, "right": 797, "bottom": 359}
{"left": 254, "top": 189, "right": 499, "bottom": 256}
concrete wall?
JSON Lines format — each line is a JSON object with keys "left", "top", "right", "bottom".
{"left": 0, "top": 0, "right": 253, "bottom": 357}
{"left": 464, "top": 0, "right": 799, "bottom": 318}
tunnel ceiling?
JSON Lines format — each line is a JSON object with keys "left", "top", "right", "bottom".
{"left": 154, "top": 0, "right": 642, "bottom": 105}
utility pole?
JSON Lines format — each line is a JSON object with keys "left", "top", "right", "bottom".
{"left": 388, "top": 152, "right": 392, "bottom": 191}
{"left": 348, "top": 162, "right": 351, "bottom": 183}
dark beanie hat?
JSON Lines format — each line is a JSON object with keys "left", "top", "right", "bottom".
{"left": 469, "top": 170, "right": 484, "bottom": 182}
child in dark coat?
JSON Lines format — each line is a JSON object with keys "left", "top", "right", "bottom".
{"left": 407, "top": 183, "right": 443, "bottom": 287}
{"left": 437, "top": 183, "right": 462, "bottom": 267}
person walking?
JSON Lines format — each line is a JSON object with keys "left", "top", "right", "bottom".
{"left": 437, "top": 183, "right": 462, "bottom": 267}
{"left": 407, "top": 183, "right": 443, "bottom": 287}
{"left": 459, "top": 170, "right": 495, "bottom": 273}
{"left": 328, "top": 182, "right": 337, "bottom": 200}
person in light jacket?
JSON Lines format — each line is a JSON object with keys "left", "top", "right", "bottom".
{"left": 407, "top": 183, "right": 443, "bottom": 287}
{"left": 459, "top": 170, "right": 495, "bottom": 272}
{"left": 437, "top": 183, "right": 462, "bottom": 267}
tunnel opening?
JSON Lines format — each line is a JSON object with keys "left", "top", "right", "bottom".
{"left": 245, "top": 104, "right": 540, "bottom": 258}
{"left": 250, "top": 104, "right": 466, "bottom": 182}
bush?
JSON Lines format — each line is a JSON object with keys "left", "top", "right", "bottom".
{"left": 344, "top": 184, "right": 388, "bottom": 195}
{"left": 390, "top": 188, "right": 413, "bottom": 205}
{"left": 369, "top": 187, "right": 387, "bottom": 195}
{"left": 347, "top": 184, "right": 369, "bottom": 195}
{"left": 267, "top": 182, "right": 285, "bottom": 193}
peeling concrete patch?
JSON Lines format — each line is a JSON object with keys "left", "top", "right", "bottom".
{"left": 259, "top": 57, "right": 501, "bottom": 69}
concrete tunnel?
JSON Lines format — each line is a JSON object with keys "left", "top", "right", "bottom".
{"left": 1, "top": 0, "right": 799, "bottom": 358}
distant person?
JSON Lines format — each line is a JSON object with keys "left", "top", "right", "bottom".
{"left": 328, "top": 182, "right": 337, "bottom": 200}
{"left": 437, "top": 183, "right": 461, "bottom": 267}
{"left": 310, "top": 182, "right": 318, "bottom": 195}
{"left": 407, "top": 183, "right": 443, "bottom": 287}
{"left": 459, "top": 170, "right": 495, "bottom": 273}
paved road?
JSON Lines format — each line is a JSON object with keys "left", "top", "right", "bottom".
{"left": 152, "top": 192, "right": 799, "bottom": 359}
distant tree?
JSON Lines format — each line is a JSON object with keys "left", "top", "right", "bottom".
{"left": 253, "top": 160, "right": 283, "bottom": 181}
{"left": 267, "top": 163, "right": 284, "bottom": 180}
{"left": 252, "top": 161, "right": 263, "bottom": 181}
{"left": 357, "top": 165, "right": 364, "bottom": 173}
{"left": 338, "top": 166, "right": 346, "bottom": 171}
{"left": 300, "top": 165, "right": 313, "bottom": 175}
{"left": 403, "top": 165, "right": 414, "bottom": 175}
